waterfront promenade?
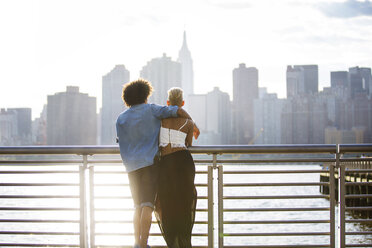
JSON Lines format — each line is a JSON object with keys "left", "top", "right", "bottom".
{"left": 0, "top": 144, "right": 371, "bottom": 248}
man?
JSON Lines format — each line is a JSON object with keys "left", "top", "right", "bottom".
{"left": 116, "top": 79, "right": 199, "bottom": 248}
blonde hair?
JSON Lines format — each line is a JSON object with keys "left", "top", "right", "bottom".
{"left": 167, "top": 87, "right": 184, "bottom": 106}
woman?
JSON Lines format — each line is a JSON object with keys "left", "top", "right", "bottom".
{"left": 155, "top": 87, "right": 197, "bottom": 248}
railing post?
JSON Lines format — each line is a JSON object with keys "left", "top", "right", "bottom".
{"left": 89, "top": 165, "right": 95, "bottom": 248}
{"left": 329, "top": 149, "right": 336, "bottom": 248}
{"left": 217, "top": 164, "right": 223, "bottom": 248}
{"left": 79, "top": 155, "right": 89, "bottom": 248}
{"left": 208, "top": 163, "right": 214, "bottom": 248}
{"left": 337, "top": 145, "right": 346, "bottom": 248}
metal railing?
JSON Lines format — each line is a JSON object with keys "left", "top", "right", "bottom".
{"left": 0, "top": 144, "right": 371, "bottom": 247}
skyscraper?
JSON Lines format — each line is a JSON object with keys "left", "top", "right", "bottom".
{"left": 350, "top": 96, "right": 372, "bottom": 143}
{"left": 101, "top": 65, "right": 130, "bottom": 145}
{"left": 140, "top": 54, "right": 181, "bottom": 104}
{"left": 33, "top": 105, "right": 47, "bottom": 145}
{"left": 286, "top": 65, "right": 318, "bottom": 97}
{"left": 254, "top": 92, "right": 285, "bottom": 144}
{"left": 281, "top": 96, "right": 327, "bottom": 144}
{"left": 286, "top": 66, "right": 303, "bottom": 98}
{"left": 331, "top": 71, "right": 349, "bottom": 89}
{"left": 0, "top": 109, "right": 17, "bottom": 145}
{"left": 299, "top": 65, "right": 318, "bottom": 94}
{"left": 47, "top": 86, "right": 97, "bottom": 145}
{"left": 7, "top": 108, "right": 32, "bottom": 145}
{"left": 349, "top": 66, "right": 372, "bottom": 98}
{"left": 206, "top": 87, "right": 231, "bottom": 144}
{"left": 0, "top": 108, "right": 32, "bottom": 145}
{"left": 232, "top": 64, "right": 258, "bottom": 144}
{"left": 281, "top": 97, "right": 310, "bottom": 144}
{"left": 177, "top": 31, "right": 194, "bottom": 106}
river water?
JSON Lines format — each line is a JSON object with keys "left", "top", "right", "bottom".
{"left": 0, "top": 162, "right": 371, "bottom": 247}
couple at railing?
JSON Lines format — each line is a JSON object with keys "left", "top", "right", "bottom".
{"left": 116, "top": 79, "right": 201, "bottom": 248}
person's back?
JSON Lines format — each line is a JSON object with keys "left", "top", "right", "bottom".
{"left": 117, "top": 103, "right": 178, "bottom": 172}
{"left": 159, "top": 117, "right": 194, "bottom": 157}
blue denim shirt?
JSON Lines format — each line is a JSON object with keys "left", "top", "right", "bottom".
{"left": 116, "top": 103, "right": 178, "bottom": 172}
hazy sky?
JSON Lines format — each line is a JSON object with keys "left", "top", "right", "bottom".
{"left": 1, "top": 0, "right": 372, "bottom": 119}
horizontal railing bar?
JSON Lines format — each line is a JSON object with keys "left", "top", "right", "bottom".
{"left": 0, "top": 244, "right": 79, "bottom": 247}
{"left": 345, "top": 245, "right": 372, "bottom": 247}
{"left": 345, "top": 231, "right": 372, "bottom": 235}
{"left": 0, "top": 219, "right": 79, "bottom": 223}
{"left": 345, "top": 169, "right": 372, "bottom": 173}
{"left": 93, "top": 246, "right": 208, "bottom": 248}
{"left": 88, "top": 160, "right": 122, "bottom": 164}
{"left": 95, "top": 220, "right": 208, "bottom": 224}
{"left": 0, "top": 145, "right": 120, "bottom": 155}
{"left": 0, "top": 171, "right": 78, "bottom": 174}
{"left": 224, "top": 182, "right": 328, "bottom": 187}
{"left": 193, "top": 160, "right": 213, "bottom": 163}
{"left": 223, "top": 170, "right": 328, "bottom": 174}
{"left": 339, "top": 144, "right": 372, "bottom": 153}
{"left": 0, "top": 144, "right": 339, "bottom": 155}
{"left": 223, "top": 220, "right": 330, "bottom": 224}
{"left": 90, "top": 159, "right": 212, "bottom": 164}
{"left": 224, "top": 207, "right": 330, "bottom": 212}
{"left": 345, "top": 207, "right": 372, "bottom": 211}
{"left": 95, "top": 208, "right": 208, "bottom": 212}
{"left": 0, "top": 207, "right": 79, "bottom": 211}
{"left": 93, "top": 170, "right": 208, "bottom": 174}
{"left": 5, "top": 158, "right": 369, "bottom": 165}
{"left": 190, "top": 145, "right": 337, "bottom": 154}
{"left": 94, "top": 183, "right": 208, "bottom": 187}
{"left": 340, "top": 158, "right": 372, "bottom": 162}
{"left": 93, "top": 171, "right": 208, "bottom": 175}
{"left": 0, "top": 160, "right": 82, "bottom": 164}
{"left": 0, "top": 231, "right": 78, "bottom": 235}
{"left": 345, "top": 182, "right": 372, "bottom": 186}
{"left": 93, "top": 183, "right": 129, "bottom": 186}
{"left": 222, "top": 232, "right": 330, "bottom": 236}
{"left": 217, "top": 159, "right": 335, "bottom": 163}
{"left": 94, "top": 196, "right": 208, "bottom": 200}
{"left": 222, "top": 246, "right": 330, "bottom": 248}
{"left": 90, "top": 159, "right": 339, "bottom": 165}
{"left": 345, "top": 194, "right": 372, "bottom": 199}
{"left": 91, "top": 159, "right": 222, "bottom": 164}
{"left": 0, "top": 183, "right": 78, "bottom": 186}
{"left": 91, "top": 160, "right": 231, "bottom": 165}
{"left": 345, "top": 219, "right": 372, "bottom": 223}
{"left": 94, "top": 171, "right": 129, "bottom": 174}
{"left": 224, "top": 195, "right": 329, "bottom": 199}
{"left": 0, "top": 144, "right": 370, "bottom": 155}
{"left": 94, "top": 233, "right": 208, "bottom": 236}
{"left": 95, "top": 196, "right": 132, "bottom": 199}
{"left": 0, "top": 195, "right": 78, "bottom": 199}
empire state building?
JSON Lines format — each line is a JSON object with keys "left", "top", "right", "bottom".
{"left": 177, "top": 31, "right": 194, "bottom": 106}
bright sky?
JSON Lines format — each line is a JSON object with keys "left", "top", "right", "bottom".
{"left": 1, "top": 0, "right": 372, "bottom": 119}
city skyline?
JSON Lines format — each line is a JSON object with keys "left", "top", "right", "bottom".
{"left": 1, "top": 0, "right": 372, "bottom": 119}
{"left": 1, "top": 62, "right": 371, "bottom": 145}
{"left": 0, "top": 60, "right": 371, "bottom": 121}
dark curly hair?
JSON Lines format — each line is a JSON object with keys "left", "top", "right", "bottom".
{"left": 122, "top": 79, "right": 153, "bottom": 107}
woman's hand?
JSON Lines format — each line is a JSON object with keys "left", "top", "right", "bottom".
{"left": 193, "top": 124, "right": 200, "bottom": 139}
